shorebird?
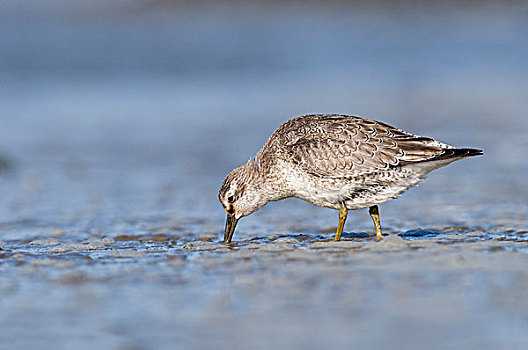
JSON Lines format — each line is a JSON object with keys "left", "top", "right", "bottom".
{"left": 219, "top": 114, "right": 482, "bottom": 243}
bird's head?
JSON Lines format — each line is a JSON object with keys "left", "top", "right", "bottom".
{"left": 219, "top": 159, "right": 264, "bottom": 243}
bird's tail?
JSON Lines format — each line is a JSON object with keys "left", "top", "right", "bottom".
{"left": 441, "top": 148, "right": 483, "bottom": 159}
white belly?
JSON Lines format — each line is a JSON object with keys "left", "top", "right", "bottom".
{"left": 285, "top": 164, "right": 431, "bottom": 211}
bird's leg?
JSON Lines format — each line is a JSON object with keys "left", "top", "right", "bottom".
{"left": 334, "top": 203, "right": 348, "bottom": 242}
{"left": 369, "top": 205, "right": 383, "bottom": 240}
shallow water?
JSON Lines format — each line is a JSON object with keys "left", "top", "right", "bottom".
{"left": 1, "top": 1, "right": 527, "bottom": 349}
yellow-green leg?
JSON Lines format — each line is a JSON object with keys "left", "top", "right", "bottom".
{"left": 369, "top": 205, "right": 383, "bottom": 240}
{"left": 334, "top": 203, "right": 348, "bottom": 241}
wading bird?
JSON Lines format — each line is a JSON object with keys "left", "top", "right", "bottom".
{"left": 219, "top": 114, "right": 482, "bottom": 243}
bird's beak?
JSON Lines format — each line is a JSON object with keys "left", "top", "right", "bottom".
{"left": 224, "top": 214, "right": 239, "bottom": 243}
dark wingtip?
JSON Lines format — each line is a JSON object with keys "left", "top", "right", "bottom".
{"left": 398, "top": 147, "right": 483, "bottom": 167}
{"left": 452, "top": 148, "right": 483, "bottom": 157}
{"left": 433, "top": 147, "right": 483, "bottom": 161}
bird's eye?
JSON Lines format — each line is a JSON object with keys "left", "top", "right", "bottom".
{"left": 227, "top": 195, "right": 235, "bottom": 203}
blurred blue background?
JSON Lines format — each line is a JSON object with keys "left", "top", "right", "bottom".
{"left": 0, "top": 1, "right": 527, "bottom": 349}
{"left": 1, "top": 0, "right": 526, "bottom": 234}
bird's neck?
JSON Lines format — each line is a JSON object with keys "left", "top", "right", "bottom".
{"left": 249, "top": 153, "right": 293, "bottom": 204}
{"left": 255, "top": 170, "right": 292, "bottom": 204}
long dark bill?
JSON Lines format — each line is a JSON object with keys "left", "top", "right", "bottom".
{"left": 224, "top": 214, "right": 239, "bottom": 243}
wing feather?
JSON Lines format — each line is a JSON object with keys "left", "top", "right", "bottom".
{"left": 274, "top": 114, "right": 461, "bottom": 178}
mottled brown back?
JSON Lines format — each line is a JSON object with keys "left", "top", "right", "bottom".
{"left": 261, "top": 114, "right": 479, "bottom": 178}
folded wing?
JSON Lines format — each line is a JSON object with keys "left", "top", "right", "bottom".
{"left": 278, "top": 115, "right": 478, "bottom": 178}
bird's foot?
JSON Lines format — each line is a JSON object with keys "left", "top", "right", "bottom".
{"left": 367, "top": 232, "right": 383, "bottom": 241}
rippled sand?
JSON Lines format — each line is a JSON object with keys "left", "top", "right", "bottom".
{"left": 1, "top": 226, "right": 527, "bottom": 348}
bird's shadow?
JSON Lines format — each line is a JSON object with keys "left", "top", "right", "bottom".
{"left": 341, "top": 228, "right": 442, "bottom": 240}
{"left": 397, "top": 228, "right": 442, "bottom": 239}
{"left": 242, "top": 228, "right": 443, "bottom": 244}
{"left": 340, "top": 231, "right": 375, "bottom": 239}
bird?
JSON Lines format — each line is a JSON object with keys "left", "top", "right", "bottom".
{"left": 219, "top": 114, "right": 482, "bottom": 243}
